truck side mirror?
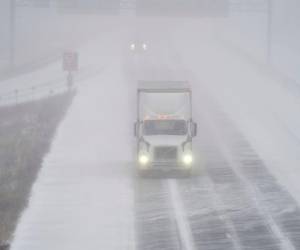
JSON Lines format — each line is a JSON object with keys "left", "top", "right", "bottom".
{"left": 191, "top": 122, "right": 197, "bottom": 137}
{"left": 134, "top": 122, "right": 139, "bottom": 137}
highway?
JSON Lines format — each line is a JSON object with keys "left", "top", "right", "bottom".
{"left": 9, "top": 17, "right": 300, "bottom": 250}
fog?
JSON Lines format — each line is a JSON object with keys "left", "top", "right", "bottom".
{"left": 1, "top": 1, "right": 300, "bottom": 250}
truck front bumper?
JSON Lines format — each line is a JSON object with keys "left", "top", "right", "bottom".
{"left": 138, "top": 161, "right": 192, "bottom": 172}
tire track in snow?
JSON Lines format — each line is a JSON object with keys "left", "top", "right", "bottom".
{"left": 168, "top": 180, "right": 196, "bottom": 250}
{"left": 199, "top": 92, "right": 295, "bottom": 250}
{"left": 134, "top": 179, "right": 182, "bottom": 250}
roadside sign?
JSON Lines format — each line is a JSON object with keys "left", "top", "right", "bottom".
{"left": 63, "top": 51, "right": 78, "bottom": 72}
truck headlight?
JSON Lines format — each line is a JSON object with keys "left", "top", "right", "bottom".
{"left": 139, "top": 154, "right": 149, "bottom": 165}
{"left": 183, "top": 154, "right": 193, "bottom": 165}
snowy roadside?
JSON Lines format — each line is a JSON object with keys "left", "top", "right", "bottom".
{"left": 172, "top": 24, "right": 300, "bottom": 204}
{"left": 0, "top": 58, "right": 106, "bottom": 107}
{"left": 0, "top": 60, "right": 65, "bottom": 105}
{"left": 10, "top": 50, "right": 135, "bottom": 250}
{"left": 9, "top": 23, "right": 136, "bottom": 249}
{"left": 215, "top": 38, "right": 300, "bottom": 142}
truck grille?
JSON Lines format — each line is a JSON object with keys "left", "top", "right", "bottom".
{"left": 153, "top": 146, "right": 178, "bottom": 161}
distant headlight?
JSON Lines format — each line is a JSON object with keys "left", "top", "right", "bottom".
{"left": 183, "top": 154, "right": 193, "bottom": 165}
{"left": 139, "top": 154, "right": 149, "bottom": 165}
{"left": 142, "top": 43, "right": 147, "bottom": 50}
{"left": 130, "top": 44, "right": 136, "bottom": 51}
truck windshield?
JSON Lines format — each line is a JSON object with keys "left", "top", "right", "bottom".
{"left": 143, "top": 120, "right": 187, "bottom": 136}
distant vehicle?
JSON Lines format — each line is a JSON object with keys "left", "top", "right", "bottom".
{"left": 134, "top": 81, "right": 197, "bottom": 177}
{"left": 130, "top": 42, "right": 148, "bottom": 53}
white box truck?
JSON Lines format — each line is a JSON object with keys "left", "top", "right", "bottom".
{"left": 134, "top": 81, "right": 197, "bottom": 176}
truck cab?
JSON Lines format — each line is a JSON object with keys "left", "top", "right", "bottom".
{"left": 134, "top": 81, "right": 197, "bottom": 176}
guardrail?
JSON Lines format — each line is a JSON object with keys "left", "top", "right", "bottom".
{"left": 0, "top": 64, "right": 104, "bottom": 107}
{"left": 0, "top": 78, "right": 73, "bottom": 107}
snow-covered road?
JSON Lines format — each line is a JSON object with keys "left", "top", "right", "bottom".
{"left": 8, "top": 18, "right": 300, "bottom": 250}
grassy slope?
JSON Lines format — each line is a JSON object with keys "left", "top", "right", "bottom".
{"left": 0, "top": 92, "right": 74, "bottom": 247}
